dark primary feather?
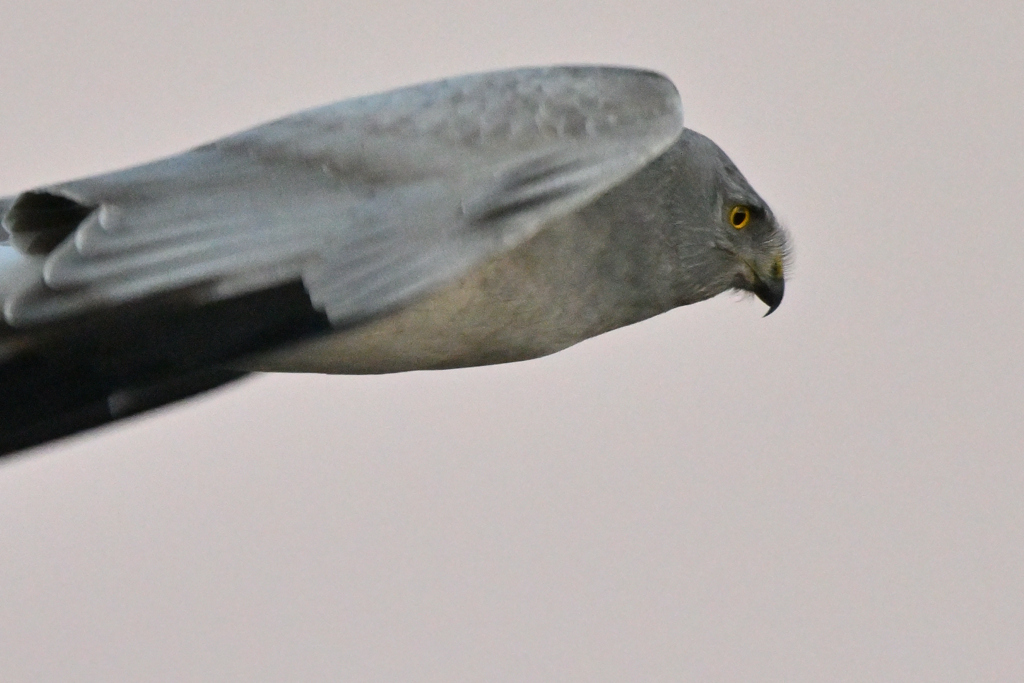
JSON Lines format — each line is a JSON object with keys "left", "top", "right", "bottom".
{"left": 4, "top": 192, "right": 94, "bottom": 254}
{"left": 0, "top": 282, "right": 331, "bottom": 456}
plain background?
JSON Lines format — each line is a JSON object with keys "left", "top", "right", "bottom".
{"left": 1, "top": 0, "right": 1022, "bottom": 680}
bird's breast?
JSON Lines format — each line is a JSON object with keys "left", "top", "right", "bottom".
{"left": 242, "top": 213, "right": 645, "bottom": 374}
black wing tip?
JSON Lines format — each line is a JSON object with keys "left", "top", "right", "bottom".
{"left": 0, "top": 368, "right": 249, "bottom": 461}
{"left": 4, "top": 191, "right": 95, "bottom": 255}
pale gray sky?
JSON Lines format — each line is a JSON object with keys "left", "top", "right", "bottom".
{"left": 0, "top": 1, "right": 1022, "bottom": 680}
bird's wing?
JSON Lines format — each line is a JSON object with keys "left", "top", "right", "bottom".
{"left": 0, "top": 66, "right": 682, "bottom": 328}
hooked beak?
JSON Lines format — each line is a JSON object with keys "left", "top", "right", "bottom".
{"left": 730, "top": 250, "right": 787, "bottom": 316}
{"left": 752, "top": 274, "right": 785, "bottom": 316}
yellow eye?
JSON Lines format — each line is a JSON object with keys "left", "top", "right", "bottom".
{"left": 729, "top": 206, "right": 751, "bottom": 229}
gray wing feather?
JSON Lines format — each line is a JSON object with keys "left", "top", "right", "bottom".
{"left": 1, "top": 66, "right": 683, "bottom": 326}
{"left": 0, "top": 197, "right": 13, "bottom": 245}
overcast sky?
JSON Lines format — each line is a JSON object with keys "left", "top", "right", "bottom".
{"left": 1, "top": 1, "right": 1022, "bottom": 680}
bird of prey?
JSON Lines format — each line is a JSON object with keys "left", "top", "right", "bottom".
{"left": 0, "top": 66, "right": 788, "bottom": 457}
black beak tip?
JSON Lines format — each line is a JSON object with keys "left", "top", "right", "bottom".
{"left": 755, "top": 278, "right": 785, "bottom": 317}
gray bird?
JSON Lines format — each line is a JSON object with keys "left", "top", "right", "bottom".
{"left": 0, "top": 66, "right": 788, "bottom": 456}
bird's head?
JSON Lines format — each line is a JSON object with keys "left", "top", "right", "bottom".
{"left": 656, "top": 129, "right": 790, "bottom": 316}
{"left": 711, "top": 162, "right": 789, "bottom": 316}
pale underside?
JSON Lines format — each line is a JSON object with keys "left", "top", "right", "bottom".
{"left": 243, "top": 210, "right": 636, "bottom": 374}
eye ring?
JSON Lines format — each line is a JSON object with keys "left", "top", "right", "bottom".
{"left": 729, "top": 206, "right": 751, "bottom": 229}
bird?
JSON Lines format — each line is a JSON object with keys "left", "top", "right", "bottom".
{"left": 0, "top": 65, "right": 789, "bottom": 457}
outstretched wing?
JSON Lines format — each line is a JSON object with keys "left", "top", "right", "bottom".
{"left": 1, "top": 65, "right": 683, "bottom": 327}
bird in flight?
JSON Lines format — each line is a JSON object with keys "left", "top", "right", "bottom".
{"left": 0, "top": 66, "right": 788, "bottom": 457}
